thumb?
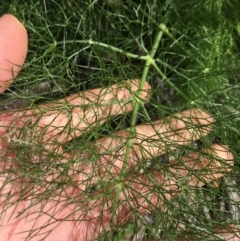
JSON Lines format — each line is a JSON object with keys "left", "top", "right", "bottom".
{"left": 0, "top": 14, "right": 28, "bottom": 93}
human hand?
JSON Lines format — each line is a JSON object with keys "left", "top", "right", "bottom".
{"left": 0, "top": 14, "right": 235, "bottom": 241}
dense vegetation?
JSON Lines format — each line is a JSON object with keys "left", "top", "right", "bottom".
{"left": 1, "top": 0, "right": 240, "bottom": 240}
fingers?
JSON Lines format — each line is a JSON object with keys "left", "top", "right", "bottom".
{"left": 0, "top": 79, "right": 151, "bottom": 146}
{"left": 116, "top": 144, "right": 234, "bottom": 220}
{"left": 94, "top": 109, "right": 214, "bottom": 175}
{"left": 79, "top": 143, "right": 233, "bottom": 229}
{"left": 0, "top": 14, "right": 28, "bottom": 93}
{"left": 171, "top": 224, "right": 240, "bottom": 240}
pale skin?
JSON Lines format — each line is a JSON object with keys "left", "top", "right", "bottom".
{"left": 0, "top": 14, "right": 238, "bottom": 241}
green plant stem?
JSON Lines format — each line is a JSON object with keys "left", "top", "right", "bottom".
{"left": 121, "top": 26, "right": 163, "bottom": 180}
{"left": 55, "top": 39, "right": 148, "bottom": 61}
{"left": 109, "top": 26, "right": 164, "bottom": 225}
{"left": 56, "top": 24, "right": 197, "bottom": 225}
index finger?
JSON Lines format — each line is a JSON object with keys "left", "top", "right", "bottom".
{"left": 0, "top": 79, "right": 151, "bottom": 148}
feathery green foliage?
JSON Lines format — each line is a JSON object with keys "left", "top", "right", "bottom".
{"left": 1, "top": 0, "right": 240, "bottom": 240}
